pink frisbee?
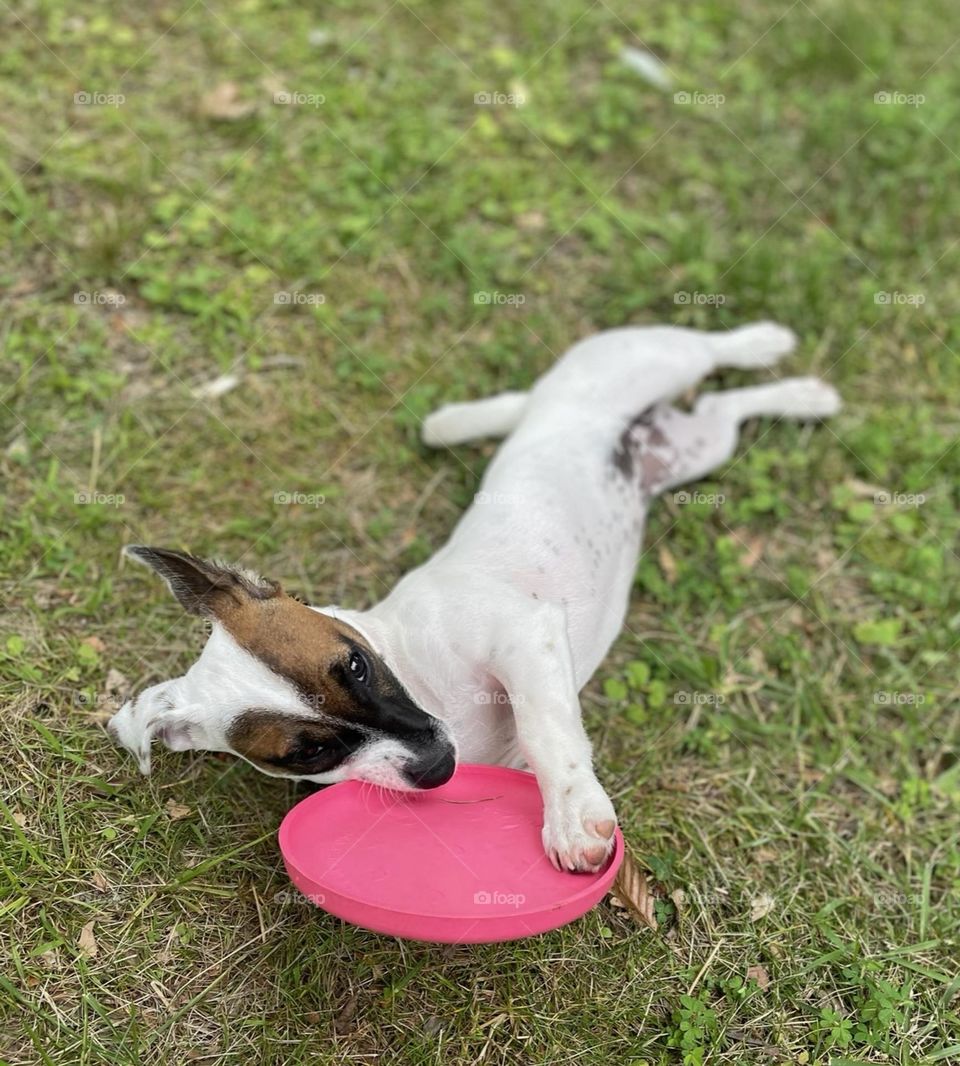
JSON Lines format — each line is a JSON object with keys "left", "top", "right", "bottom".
{"left": 278, "top": 764, "right": 623, "bottom": 943}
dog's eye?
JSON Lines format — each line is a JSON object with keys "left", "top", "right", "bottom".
{"left": 349, "top": 651, "right": 369, "bottom": 684}
{"left": 297, "top": 738, "right": 325, "bottom": 761}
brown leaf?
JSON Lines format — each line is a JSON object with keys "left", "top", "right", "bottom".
{"left": 158, "top": 924, "right": 180, "bottom": 964}
{"left": 260, "top": 74, "right": 287, "bottom": 97}
{"left": 78, "top": 920, "right": 98, "bottom": 958}
{"left": 737, "top": 533, "right": 765, "bottom": 571}
{"left": 334, "top": 993, "right": 359, "bottom": 1032}
{"left": 192, "top": 372, "right": 242, "bottom": 399}
{"left": 658, "top": 545, "right": 678, "bottom": 584}
{"left": 750, "top": 892, "right": 776, "bottom": 921}
{"left": 200, "top": 81, "right": 256, "bottom": 120}
{"left": 7, "top": 433, "right": 29, "bottom": 459}
{"left": 611, "top": 849, "right": 658, "bottom": 930}
{"left": 746, "top": 963, "right": 770, "bottom": 990}
{"left": 104, "top": 668, "right": 129, "bottom": 698}
{"left": 845, "top": 477, "right": 886, "bottom": 499}
{"left": 165, "top": 799, "right": 192, "bottom": 821}
{"left": 515, "top": 210, "right": 546, "bottom": 231}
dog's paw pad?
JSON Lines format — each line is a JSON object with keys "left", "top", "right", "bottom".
{"left": 542, "top": 788, "right": 618, "bottom": 873}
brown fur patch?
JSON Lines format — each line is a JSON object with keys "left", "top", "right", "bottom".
{"left": 227, "top": 708, "right": 366, "bottom": 774}
{"left": 217, "top": 593, "right": 368, "bottom": 712}
{"left": 227, "top": 710, "right": 323, "bottom": 762}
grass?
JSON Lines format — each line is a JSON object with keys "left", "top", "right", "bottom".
{"left": 2, "top": 0, "right": 960, "bottom": 1062}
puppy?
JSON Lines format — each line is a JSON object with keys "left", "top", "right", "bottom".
{"left": 109, "top": 322, "right": 839, "bottom": 872}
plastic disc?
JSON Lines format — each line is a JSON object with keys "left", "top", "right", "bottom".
{"left": 278, "top": 763, "right": 623, "bottom": 943}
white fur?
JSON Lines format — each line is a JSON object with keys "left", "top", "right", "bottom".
{"left": 110, "top": 322, "right": 840, "bottom": 872}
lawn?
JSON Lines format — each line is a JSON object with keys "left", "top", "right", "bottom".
{"left": 2, "top": 0, "right": 959, "bottom": 1062}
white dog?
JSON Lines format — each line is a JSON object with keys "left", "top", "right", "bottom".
{"left": 109, "top": 322, "right": 839, "bottom": 872}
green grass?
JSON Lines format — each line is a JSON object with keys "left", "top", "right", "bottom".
{"left": 2, "top": 0, "right": 960, "bottom": 1062}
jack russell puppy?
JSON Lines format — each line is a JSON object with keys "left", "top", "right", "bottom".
{"left": 109, "top": 322, "right": 840, "bottom": 872}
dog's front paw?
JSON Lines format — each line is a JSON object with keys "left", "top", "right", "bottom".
{"left": 542, "top": 783, "right": 617, "bottom": 874}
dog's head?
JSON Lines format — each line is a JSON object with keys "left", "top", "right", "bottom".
{"left": 108, "top": 546, "right": 456, "bottom": 790}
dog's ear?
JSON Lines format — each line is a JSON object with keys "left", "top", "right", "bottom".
{"left": 123, "top": 545, "right": 281, "bottom": 619}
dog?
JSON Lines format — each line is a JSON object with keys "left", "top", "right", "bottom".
{"left": 109, "top": 321, "right": 840, "bottom": 872}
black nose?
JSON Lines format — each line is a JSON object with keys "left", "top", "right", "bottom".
{"left": 403, "top": 745, "right": 456, "bottom": 789}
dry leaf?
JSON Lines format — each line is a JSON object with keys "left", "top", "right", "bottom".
{"left": 620, "top": 46, "right": 673, "bottom": 91}
{"left": 845, "top": 477, "right": 886, "bottom": 499}
{"left": 746, "top": 963, "right": 770, "bottom": 989}
{"left": 200, "top": 81, "right": 256, "bottom": 120}
{"left": 516, "top": 210, "right": 546, "bottom": 231}
{"left": 611, "top": 849, "right": 658, "bottom": 930}
{"left": 260, "top": 74, "right": 287, "bottom": 97}
{"left": 658, "top": 545, "right": 678, "bottom": 583}
{"left": 192, "top": 372, "right": 242, "bottom": 399}
{"left": 165, "top": 799, "right": 192, "bottom": 821}
{"left": 6, "top": 434, "right": 28, "bottom": 460}
{"left": 334, "top": 993, "right": 359, "bottom": 1031}
{"left": 159, "top": 924, "right": 180, "bottom": 964}
{"left": 750, "top": 892, "right": 775, "bottom": 921}
{"left": 738, "top": 534, "right": 765, "bottom": 571}
{"left": 104, "top": 668, "right": 129, "bottom": 698}
{"left": 78, "top": 920, "right": 98, "bottom": 958}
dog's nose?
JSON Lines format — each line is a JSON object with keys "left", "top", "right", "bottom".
{"left": 403, "top": 746, "right": 456, "bottom": 789}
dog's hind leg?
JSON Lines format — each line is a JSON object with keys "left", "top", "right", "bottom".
{"left": 704, "top": 321, "right": 798, "bottom": 369}
{"left": 422, "top": 391, "right": 529, "bottom": 447}
{"left": 623, "top": 378, "right": 841, "bottom": 496}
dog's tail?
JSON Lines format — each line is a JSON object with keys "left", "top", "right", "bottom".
{"left": 422, "top": 391, "right": 529, "bottom": 447}
{"left": 705, "top": 321, "right": 797, "bottom": 369}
